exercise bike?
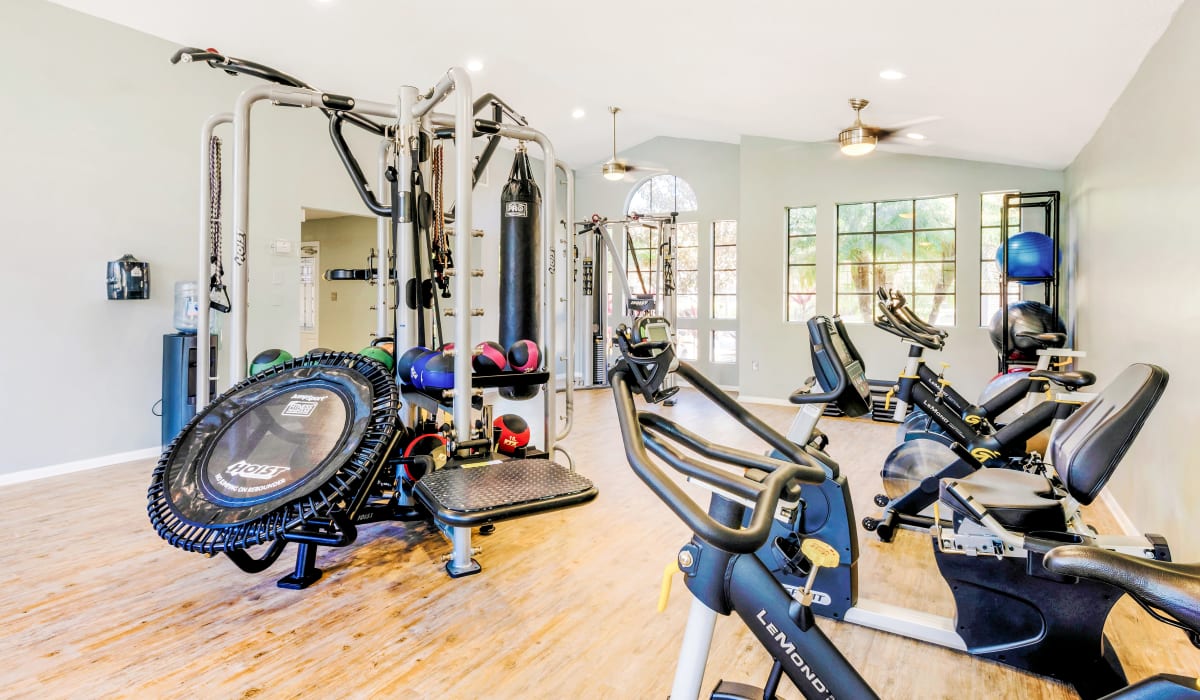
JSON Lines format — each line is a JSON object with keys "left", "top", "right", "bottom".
{"left": 610, "top": 318, "right": 1198, "bottom": 700}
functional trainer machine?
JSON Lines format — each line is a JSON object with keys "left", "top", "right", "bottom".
{"left": 149, "top": 48, "right": 595, "bottom": 587}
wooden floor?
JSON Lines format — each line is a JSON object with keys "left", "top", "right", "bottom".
{"left": 2, "top": 388, "right": 1196, "bottom": 699}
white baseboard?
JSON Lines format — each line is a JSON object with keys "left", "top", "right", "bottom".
{"left": 737, "top": 394, "right": 792, "bottom": 407}
{"left": 0, "top": 446, "right": 161, "bottom": 488}
{"left": 1100, "top": 490, "right": 1139, "bottom": 536}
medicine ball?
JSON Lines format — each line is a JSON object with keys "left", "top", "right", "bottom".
{"left": 359, "top": 346, "right": 394, "bottom": 371}
{"left": 401, "top": 432, "right": 447, "bottom": 481}
{"left": 987, "top": 301, "right": 1065, "bottom": 361}
{"left": 249, "top": 348, "right": 293, "bottom": 376}
{"left": 473, "top": 341, "right": 508, "bottom": 374}
{"left": 397, "top": 346, "right": 429, "bottom": 385}
{"left": 305, "top": 347, "right": 334, "bottom": 356}
{"left": 439, "top": 342, "right": 455, "bottom": 354}
{"left": 409, "top": 350, "right": 439, "bottom": 389}
{"left": 420, "top": 353, "right": 455, "bottom": 390}
{"left": 494, "top": 414, "right": 531, "bottom": 455}
{"left": 507, "top": 340, "right": 540, "bottom": 373}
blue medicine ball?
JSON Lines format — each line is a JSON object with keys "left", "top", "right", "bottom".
{"left": 409, "top": 350, "right": 439, "bottom": 389}
{"left": 420, "top": 353, "right": 455, "bottom": 390}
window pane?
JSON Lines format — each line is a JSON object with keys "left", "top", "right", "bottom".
{"left": 676, "top": 328, "right": 698, "bottom": 360}
{"left": 875, "top": 232, "right": 914, "bottom": 263}
{"left": 678, "top": 270, "right": 698, "bottom": 295}
{"left": 714, "top": 269, "right": 737, "bottom": 294}
{"left": 838, "top": 264, "right": 874, "bottom": 293}
{"left": 677, "top": 222, "right": 698, "bottom": 247}
{"left": 788, "top": 207, "right": 816, "bottom": 235}
{"left": 789, "top": 236, "right": 816, "bottom": 265}
{"left": 873, "top": 263, "right": 912, "bottom": 295}
{"left": 913, "top": 294, "right": 955, "bottom": 326}
{"left": 916, "top": 196, "right": 955, "bottom": 229}
{"left": 914, "top": 262, "right": 955, "bottom": 294}
{"left": 713, "top": 295, "right": 737, "bottom": 319}
{"left": 876, "top": 200, "right": 913, "bottom": 231}
{"left": 838, "top": 203, "right": 873, "bottom": 233}
{"left": 981, "top": 227, "right": 1001, "bottom": 260}
{"left": 714, "top": 245, "right": 737, "bottom": 270}
{"left": 982, "top": 194, "right": 1003, "bottom": 228}
{"left": 981, "top": 260, "right": 1000, "bottom": 294}
{"left": 628, "top": 175, "right": 699, "bottom": 216}
{"left": 677, "top": 246, "right": 698, "bottom": 271}
{"left": 714, "top": 220, "right": 738, "bottom": 246}
{"left": 838, "top": 234, "right": 874, "bottom": 263}
{"left": 712, "top": 330, "right": 737, "bottom": 364}
{"left": 789, "top": 266, "right": 816, "bottom": 294}
{"left": 981, "top": 295, "right": 1000, "bottom": 327}
{"left": 837, "top": 294, "right": 873, "bottom": 323}
{"left": 916, "top": 229, "right": 955, "bottom": 261}
{"left": 677, "top": 294, "right": 698, "bottom": 319}
{"left": 788, "top": 293, "right": 816, "bottom": 322}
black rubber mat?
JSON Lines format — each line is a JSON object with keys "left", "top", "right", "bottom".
{"left": 417, "top": 459, "right": 594, "bottom": 513}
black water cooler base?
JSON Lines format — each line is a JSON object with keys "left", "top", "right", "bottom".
{"left": 162, "top": 333, "right": 216, "bottom": 447}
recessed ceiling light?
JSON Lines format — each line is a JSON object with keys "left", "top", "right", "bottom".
{"left": 466, "top": 59, "right": 484, "bottom": 72}
{"left": 907, "top": 132, "right": 926, "bottom": 140}
{"left": 571, "top": 108, "right": 586, "bottom": 119}
{"left": 879, "top": 69, "right": 906, "bottom": 80}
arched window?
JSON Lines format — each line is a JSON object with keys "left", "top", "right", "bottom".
{"left": 626, "top": 174, "right": 698, "bottom": 217}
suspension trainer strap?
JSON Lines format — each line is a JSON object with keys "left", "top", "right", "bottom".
{"left": 208, "top": 135, "right": 231, "bottom": 313}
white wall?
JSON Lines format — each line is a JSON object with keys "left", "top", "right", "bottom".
{"left": 574, "top": 137, "right": 741, "bottom": 386}
{"left": 1065, "top": 0, "right": 1198, "bottom": 558}
{"left": 738, "top": 136, "right": 1064, "bottom": 402}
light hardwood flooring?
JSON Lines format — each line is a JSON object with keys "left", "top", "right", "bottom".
{"left": 0, "top": 388, "right": 1196, "bottom": 699}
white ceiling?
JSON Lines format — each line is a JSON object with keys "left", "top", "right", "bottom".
{"left": 51, "top": 0, "right": 1180, "bottom": 170}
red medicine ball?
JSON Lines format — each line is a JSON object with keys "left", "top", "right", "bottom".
{"left": 494, "top": 414, "right": 531, "bottom": 455}
{"left": 473, "top": 341, "right": 508, "bottom": 373}
{"left": 507, "top": 340, "right": 540, "bottom": 373}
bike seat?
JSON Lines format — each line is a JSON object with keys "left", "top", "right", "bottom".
{"left": 939, "top": 469, "right": 1066, "bottom": 532}
{"left": 1044, "top": 545, "right": 1200, "bottom": 637}
{"left": 1027, "top": 369, "right": 1097, "bottom": 390}
{"left": 1016, "top": 332, "right": 1067, "bottom": 349}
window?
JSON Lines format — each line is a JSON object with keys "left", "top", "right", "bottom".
{"left": 980, "top": 192, "right": 1021, "bottom": 325}
{"left": 786, "top": 206, "right": 817, "bottom": 322}
{"left": 674, "top": 222, "right": 699, "bottom": 319}
{"left": 712, "top": 220, "right": 737, "bottom": 319}
{"left": 712, "top": 330, "right": 737, "bottom": 364}
{"left": 676, "top": 328, "right": 698, "bottom": 360}
{"left": 627, "top": 174, "right": 698, "bottom": 216}
{"left": 625, "top": 223, "right": 660, "bottom": 303}
{"left": 836, "top": 196, "right": 956, "bottom": 325}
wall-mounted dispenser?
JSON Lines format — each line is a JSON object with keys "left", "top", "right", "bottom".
{"left": 106, "top": 254, "right": 150, "bottom": 300}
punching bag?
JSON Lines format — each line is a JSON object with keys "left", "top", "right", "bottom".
{"left": 499, "top": 145, "right": 541, "bottom": 400}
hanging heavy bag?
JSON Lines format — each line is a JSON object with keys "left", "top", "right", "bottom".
{"left": 498, "top": 146, "right": 541, "bottom": 400}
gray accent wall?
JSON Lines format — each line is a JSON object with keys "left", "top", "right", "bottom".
{"left": 1065, "top": 1, "right": 1196, "bottom": 558}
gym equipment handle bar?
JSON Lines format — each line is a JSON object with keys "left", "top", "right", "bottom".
{"left": 610, "top": 368, "right": 824, "bottom": 554}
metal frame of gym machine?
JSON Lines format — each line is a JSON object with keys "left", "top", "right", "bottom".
{"left": 573, "top": 214, "right": 678, "bottom": 389}
{"left": 190, "top": 67, "right": 584, "bottom": 578}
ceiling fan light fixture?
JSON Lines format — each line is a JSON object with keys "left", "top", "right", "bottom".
{"left": 602, "top": 161, "right": 626, "bottom": 181}
{"left": 839, "top": 126, "right": 877, "bottom": 156}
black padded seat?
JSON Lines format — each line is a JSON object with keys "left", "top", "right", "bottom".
{"left": 1016, "top": 331, "right": 1067, "bottom": 349}
{"left": 1028, "top": 369, "right": 1097, "bottom": 390}
{"left": 939, "top": 469, "right": 1065, "bottom": 532}
{"left": 1044, "top": 546, "right": 1200, "bottom": 636}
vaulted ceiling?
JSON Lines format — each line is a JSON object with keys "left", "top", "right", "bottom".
{"left": 51, "top": 0, "right": 1181, "bottom": 169}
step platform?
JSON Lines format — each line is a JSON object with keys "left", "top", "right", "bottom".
{"left": 414, "top": 458, "right": 598, "bottom": 577}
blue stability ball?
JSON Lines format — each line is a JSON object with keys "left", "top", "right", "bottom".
{"left": 995, "top": 231, "right": 1057, "bottom": 283}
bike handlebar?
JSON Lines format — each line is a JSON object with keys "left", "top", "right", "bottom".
{"left": 610, "top": 367, "right": 825, "bottom": 553}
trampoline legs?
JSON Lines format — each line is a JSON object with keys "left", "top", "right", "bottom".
{"left": 278, "top": 542, "right": 324, "bottom": 589}
{"left": 446, "top": 526, "right": 481, "bottom": 578}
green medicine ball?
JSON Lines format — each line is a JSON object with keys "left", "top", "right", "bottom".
{"left": 359, "top": 346, "right": 394, "bottom": 371}
{"left": 249, "top": 348, "right": 293, "bottom": 375}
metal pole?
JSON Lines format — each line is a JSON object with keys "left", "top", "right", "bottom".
{"left": 445, "top": 69, "right": 474, "bottom": 444}
{"left": 671, "top": 597, "right": 719, "bottom": 700}
{"left": 376, "top": 139, "right": 392, "bottom": 340}
{"left": 536, "top": 137, "right": 558, "bottom": 455}
{"left": 197, "top": 112, "right": 231, "bottom": 407}
{"left": 556, "top": 161, "right": 575, "bottom": 441}
{"left": 396, "top": 87, "right": 418, "bottom": 357}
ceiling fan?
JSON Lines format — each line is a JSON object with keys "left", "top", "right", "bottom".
{"left": 601, "top": 107, "right": 667, "bottom": 181}
{"left": 837, "top": 98, "right": 937, "bottom": 156}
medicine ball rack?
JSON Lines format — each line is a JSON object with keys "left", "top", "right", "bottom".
{"left": 157, "top": 48, "right": 596, "bottom": 586}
